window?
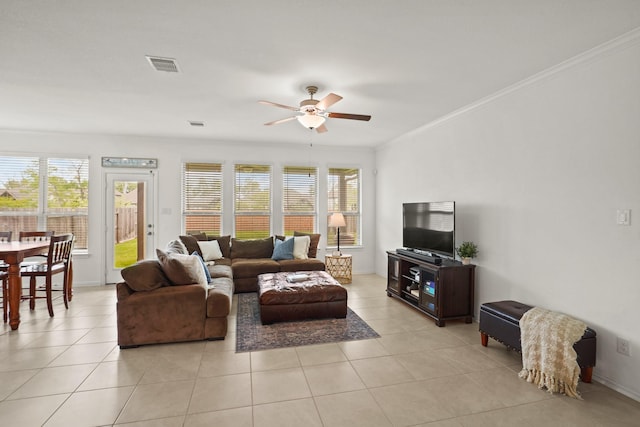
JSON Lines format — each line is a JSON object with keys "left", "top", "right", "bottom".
{"left": 234, "top": 164, "right": 271, "bottom": 239}
{"left": 0, "top": 156, "right": 89, "bottom": 250}
{"left": 327, "top": 167, "right": 360, "bottom": 246}
{"left": 283, "top": 166, "right": 317, "bottom": 236}
{"left": 182, "top": 162, "right": 223, "bottom": 235}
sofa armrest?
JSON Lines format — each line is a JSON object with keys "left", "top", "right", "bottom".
{"left": 117, "top": 283, "right": 207, "bottom": 347}
{"left": 116, "top": 282, "right": 135, "bottom": 301}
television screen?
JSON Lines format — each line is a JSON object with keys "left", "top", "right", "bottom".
{"left": 403, "top": 201, "right": 455, "bottom": 258}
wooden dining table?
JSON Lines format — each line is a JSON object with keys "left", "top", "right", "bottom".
{"left": 0, "top": 240, "right": 51, "bottom": 330}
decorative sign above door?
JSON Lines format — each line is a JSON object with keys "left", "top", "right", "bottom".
{"left": 101, "top": 157, "right": 158, "bottom": 168}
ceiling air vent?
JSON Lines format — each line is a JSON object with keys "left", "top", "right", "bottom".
{"left": 146, "top": 55, "right": 179, "bottom": 72}
{"left": 189, "top": 121, "right": 205, "bottom": 127}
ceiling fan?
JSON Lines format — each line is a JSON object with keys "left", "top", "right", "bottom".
{"left": 259, "top": 85, "right": 371, "bottom": 133}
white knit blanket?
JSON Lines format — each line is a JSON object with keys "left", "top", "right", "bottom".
{"left": 518, "top": 307, "right": 587, "bottom": 399}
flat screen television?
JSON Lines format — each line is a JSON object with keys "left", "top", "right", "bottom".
{"left": 403, "top": 201, "right": 455, "bottom": 258}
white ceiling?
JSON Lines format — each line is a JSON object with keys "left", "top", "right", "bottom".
{"left": 2, "top": 0, "right": 640, "bottom": 148}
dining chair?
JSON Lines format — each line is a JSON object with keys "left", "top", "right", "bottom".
{"left": 18, "top": 230, "right": 55, "bottom": 243}
{"left": 18, "top": 230, "right": 54, "bottom": 266}
{"left": 20, "top": 233, "right": 74, "bottom": 317}
{"left": 0, "top": 231, "right": 10, "bottom": 323}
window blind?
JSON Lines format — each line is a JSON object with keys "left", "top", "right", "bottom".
{"left": 182, "top": 162, "right": 223, "bottom": 235}
{"left": 283, "top": 166, "right": 317, "bottom": 236}
{"left": 234, "top": 164, "right": 271, "bottom": 239}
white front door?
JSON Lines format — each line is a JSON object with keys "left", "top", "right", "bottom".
{"left": 105, "top": 172, "right": 156, "bottom": 284}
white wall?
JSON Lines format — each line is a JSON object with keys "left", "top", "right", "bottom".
{"left": 375, "top": 36, "right": 640, "bottom": 399}
{"left": 0, "top": 132, "right": 377, "bottom": 284}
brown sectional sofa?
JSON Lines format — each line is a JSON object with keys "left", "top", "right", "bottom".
{"left": 116, "top": 233, "right": 324, "bottom": 348}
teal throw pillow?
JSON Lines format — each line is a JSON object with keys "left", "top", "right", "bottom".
{"left": 271, "top": 237, "right": 294, "bottom": 260}
{"left": 192, "top": 251, "right": 212, "bottom": 284}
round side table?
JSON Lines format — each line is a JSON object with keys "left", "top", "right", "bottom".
{"left": 325, "top": 254, "right": 352, "bottom": 284}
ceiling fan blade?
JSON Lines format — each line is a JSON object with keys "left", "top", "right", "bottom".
{"left": 315, "top": 93, "right": 342, "bottom": 110}
{"left": 316, "top": 123, "right": 328, "bottom": 133}
{"left": 264, "top": 116, "right": 297, "bottom": 126}
{"left": 327, "top": 112, "right": 372, "bottom": 121}
{"left": 258, "top": 100, "right": 299, "bottom": 111}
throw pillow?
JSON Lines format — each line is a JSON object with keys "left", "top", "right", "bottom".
{"left": 292, "top": 235, "right": 310, "bottom": 259}
{"left": 179, "top": 235, "right": 201, "bottom": 255}
{"left": 271, "top": 237, "right": 295, "bottom": 260}
{"left": 165, "top": 239, "right": 188, "bottom": 255}
{"left": 208, "top": 235, "right": 231, "bottom": 258}
{"left": 156, "top": 248, "right": 207, "bottom": 286}
{"left": 198, "top": 240, "right": 223, "bottom": 261}
{"left": 293, "top": 231, "right": 321, "bottom": 258}
{"left": 192, "top": 251, "right": 212, "bottom": 283}
{"left": 121, "top": 260, "right": 171, "bottom": 291}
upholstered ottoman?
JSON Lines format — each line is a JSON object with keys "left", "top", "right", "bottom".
{"left": 479, "top": 300, "right": 597, "bottom": 382}
{"left": 258, "top": 271, "right": 347, "bottom": 324}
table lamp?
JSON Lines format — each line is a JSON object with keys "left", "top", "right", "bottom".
{"left": 328, "top": 212, "right": 346, "bottom": 256}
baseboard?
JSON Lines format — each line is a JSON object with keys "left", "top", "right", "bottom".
{"left": 592, "top": 373, "right": 640, "bottom": 402}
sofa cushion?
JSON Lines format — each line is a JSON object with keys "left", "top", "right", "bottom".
{"left": 231, "top": 237, "right": 274, "bottom": 259}
{"left": 208, "top": 264, "right": 233, "bottom": 279}
{"left": 232, "top": 258, "right": 280, "bottom": 278}
{"left": 199, "top": 240, "right": 223, "bottom": 261}
{"left": 206, "top": 277, "right": 234, "bottom": 318}
{"left": 294, "top": 231, "right": 321, "bottom": 258}
{"left": 179, "top": 235, "right": 201, "bottom": 255}
{"left": 188, "top": 231, "right": 208, "bottom": 241}
{"left": 121, "top": 260, "right": 171, "bottom": 292}
{"left": 271, "top": 237, "right": 294, "bottom": 260}
{"left": 156, "top": 249, "right": 207, "bottom": 286}
{"left": 212, "top": 257, "right": 231, "bottom": 267}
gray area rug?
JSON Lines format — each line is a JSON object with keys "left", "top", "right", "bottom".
{"left": 236, "top": 292, "right": 380, "bottom": 352}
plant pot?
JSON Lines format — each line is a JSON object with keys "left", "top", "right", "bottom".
{"left": 462, "top": 257, "right": 472, "bottom": 265}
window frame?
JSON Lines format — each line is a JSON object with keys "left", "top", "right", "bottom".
{"left": 0, "top": 154, "right": 89, "bottom": 252}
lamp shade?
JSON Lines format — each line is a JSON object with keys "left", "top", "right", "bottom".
{"left": 297, "top": 113, "right": 326, "bottom": 129}
{"left": 328, "top": 212, "right": 346, "bottom": 228}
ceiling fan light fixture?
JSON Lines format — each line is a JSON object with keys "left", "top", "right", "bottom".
{"left": 297, "top": 113, "right": 326, "bottom": 129}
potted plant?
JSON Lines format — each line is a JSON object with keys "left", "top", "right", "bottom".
{"left": 456, "top": 241, "right": 478, "bottom": 265}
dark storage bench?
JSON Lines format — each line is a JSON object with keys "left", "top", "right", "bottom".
{"left": 479, "top": 300, "right": 597, "bottom": 383}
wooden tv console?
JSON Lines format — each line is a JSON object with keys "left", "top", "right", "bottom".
{"left": 386, "top": 251, "right": 475, "bottom": 327}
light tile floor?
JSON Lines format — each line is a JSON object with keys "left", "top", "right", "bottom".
{"left": 1, "top": 274, "right": 639, "bottom": 426}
